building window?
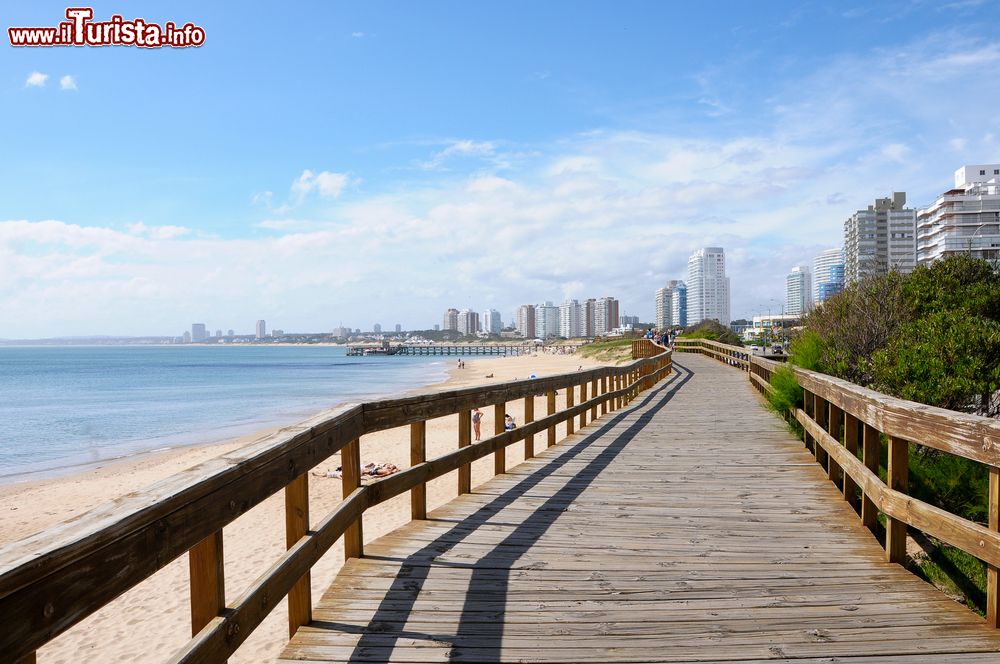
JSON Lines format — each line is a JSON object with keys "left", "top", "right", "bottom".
{"left": 981, "top": 170, "right": 987, "bottom": 175}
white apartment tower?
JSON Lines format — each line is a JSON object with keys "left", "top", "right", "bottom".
{"left": 456, "top": 309, "right": 479, "bottom": 336}
{"left": 654, "top": 280, "right": 685, "bottom": 330}
{"left": 593, "top": 297, "right": 620, "bottom": 336}
{"left": 687, "top": 248, "right": 730, "bottom": 326}
{"left": 844, "top": 192, "right": 916, "bottom": 284}
{"left": 483, "top": 309, "right": 502, "bottom": 335}
{"left": 534, "top": 301, "right": 560, "bottom": 339}
{"left": 559, "top": 300, "right": 583, "bottom": 338}
{"left": 442, "top": 308, "right": 459, "bottom": 332}
{"left": 917, "top": 164, "right": 1000, "bottom": 265}
{"left": 813, "top": 248, "right": 845, "bottom": 304}
{"left": 785, "top": 266, "right": 812, "bottom": 316}
{"left": 255, "top": 319, "right": 266, "bottom": 340}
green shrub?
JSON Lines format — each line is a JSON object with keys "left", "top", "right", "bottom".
{"left": 767, "top": 365, "right": 802, "bottom": 418}
{"left": 788, "top": 329, "right": 824, "bottom": 371}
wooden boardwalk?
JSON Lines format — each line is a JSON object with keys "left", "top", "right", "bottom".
{"left": 278, "top": 353, "right": 1000, "bottom": 663}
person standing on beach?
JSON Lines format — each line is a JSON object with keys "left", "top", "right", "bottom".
{"left": 472, "top": 407, "right": 483, "bottom": 441}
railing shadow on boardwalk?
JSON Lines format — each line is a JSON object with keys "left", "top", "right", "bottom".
{"left": 315, "top": 361, "right": 696, "bottom": 661}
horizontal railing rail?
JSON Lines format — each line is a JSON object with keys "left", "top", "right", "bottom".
{"left": 0, "top": 340, "right": 671, "bottom": 663}
{"left": 674, "top": 336, "right": 1000, "bottom": 628}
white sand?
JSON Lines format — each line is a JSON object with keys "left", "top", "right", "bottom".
{"left": 0, "top": 351, "right": 607, "bottom": 663}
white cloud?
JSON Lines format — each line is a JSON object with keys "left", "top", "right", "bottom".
{"left": 421, "top": 140, "right": 497, "bottom": 170}
{"left": 59, "top": 75, "right": 77, "bottom": 91}
{"left": 291, "top": 170, "right": 352, "bottom": 200}
{"left": 351, "top": 32, "right": 366, "bottom": 38}
{"left": 949, "top": 138, "right": 968, "bottom": 151}
{"left": 25, "top": 72, "right": 48, "bottom": 88}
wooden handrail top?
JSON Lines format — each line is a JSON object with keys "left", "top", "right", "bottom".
{"left": 675, "top": 337, "right": 1000, "bottom": 466}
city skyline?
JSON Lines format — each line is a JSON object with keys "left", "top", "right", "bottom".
{"left": 3, "top": 2, "right": 1000, "bottom": 337}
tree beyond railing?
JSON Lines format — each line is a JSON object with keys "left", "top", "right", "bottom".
{"left": 0, "top": 340, "right": 670, "bottom": 664}
{"left": 675, "top": 337, "right": 1000, "bottom": 627}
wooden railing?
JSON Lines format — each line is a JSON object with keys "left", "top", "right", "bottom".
{"left": 675, "top": 337, "right": 1000, "bottom": 627}
{"left": 0, "top": 340, "right": 671, "bottom": 663}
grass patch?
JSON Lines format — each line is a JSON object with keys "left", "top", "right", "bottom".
{"left": 578, "top": 339, "right": 634, "bottom": 364}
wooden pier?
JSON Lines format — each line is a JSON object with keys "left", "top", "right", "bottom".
{"left": 6, "top": 338, "right": 1000, "bottom": 662}
{"left": 346, "top": 343, "right": 546, "bottom": 357}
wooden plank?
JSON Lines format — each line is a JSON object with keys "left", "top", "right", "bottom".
{"left": 410, "top": 421, "right": 427, "bottom": 519}
{"left": 843, "top": 412, "right": 860, "bottom": 511}
{"left": 827, "top": 402, "right": 843, "bottom": 484}
{"left": 887, "top": 436, "right": 908, "bottom": 564}
{"left": 284, "top": 473, "right": 311, "bottom": 637}
{"left": 601, "top": 376, "right": 608, "bottom": 416}
{"left": 579, "top": 380, "right": 588, "bottom": 429}
{"left": 188, "top": 530, "right": 225, "bottom": 637}
{"left": 342, "top": 438, "right": 363, "bottom": 560}
{"left": 566, "top": 384, "right": 575, "bottom": 435}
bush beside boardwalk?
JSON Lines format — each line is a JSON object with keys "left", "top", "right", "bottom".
{"left": 780, "top": 255, "right": 1000, "bottom": 613}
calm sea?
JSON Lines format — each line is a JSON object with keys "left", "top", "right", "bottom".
{"left": 0, "top": 345, "right": 448, "bottom": 483}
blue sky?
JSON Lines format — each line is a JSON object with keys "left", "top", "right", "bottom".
{"left": 3, "top": 1, "right": 1000, "bottom": 337}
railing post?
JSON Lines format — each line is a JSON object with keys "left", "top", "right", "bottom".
{"left": 342, "top": 438, "right": 363, "bottom": 559}
{"left": 494, "top": 403, "right": 506, "bottom": 474}
{"left": 814, "top": 396, "right": 828, "bottom": 470}
{"left": 579, "top": 380, "right": 588, "bottom": 429}
{"left": 613, "top": 374, "right": 620, "bottom": 410}
{"left": 988, "top": 467, "right": 1000, "bottom": 628}
{"left": 886, "top": 436, "right": 908, "bottom": 564}
{"left": 843, "top": 413, "right": 860, "bottom": 511}
{"left": 566, "top": 385, "right": 575, "bottom": 435}
{"left": 861, "top": 423, "right": 880, "bottom": 533}
{"left": 803, "top": 388, "right": 813, "bottom": 452}
{"left": 285, "top": 473, "right": 311, "bottom": 637}
{"left": 600, "top": 375, "right": 608, "bottom": 415}
{"left": 189, "top": 530, "right": 225, "bottom": 636}
{"left": 524, "top": 396, "right": 535, "bottom": 459}
{"left": 410, "top": 421, "right": 427, "bottom": 519}
{"left": 591, "top": 377, "right": 598, "bottom": 420}
{"left": 827, "top": 403, "right": 843, "bottom": 484}
{"left": 546, "top": 391, "right": 557, "bottom": 447}
{"left": 458, "top": 410, "right": 471, "bottom": 494}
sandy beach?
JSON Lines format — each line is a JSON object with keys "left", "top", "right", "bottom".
{"left": 0, "top": 351, "right": 609, "bottom": 663}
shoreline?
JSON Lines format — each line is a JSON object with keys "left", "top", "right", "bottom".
{"left": 0, "top": 350, "right": 605, "bottom": 664}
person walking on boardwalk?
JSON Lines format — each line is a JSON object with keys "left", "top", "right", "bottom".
{"left": 472, "top": 407, "right": 483, "bottom": 441}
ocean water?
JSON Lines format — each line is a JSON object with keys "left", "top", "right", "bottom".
{"left": 0, "top": 345, "right": 449, "bottom": 483}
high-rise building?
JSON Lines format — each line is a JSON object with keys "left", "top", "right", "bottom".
{"left": 584, "top": 298, "right": 596, "bottom": 337}
{"left": 785, "top": 266, "right": 813, "bottom": 316}
{"left": 442, "top": 308, "right": 459, "bottom": 332}
{"left": 593, "top": 297, "right": 620, "bottom": 335}
{"left": 433, "top": 324, "right": 440, "bottom": 331}
{"left": 917, "top": 164, "right": 1000, "bottom": 265}
{"left": 483, "top": 309, "right": 502, "bottom": 335}
{"left": 215, "top": 329, "right": 222, "bottom": 338}
{"left": 227, "top": 329, "right": 234, "bottom": 337}
{"left": 534, "top": 301, "right": 560, "bottom": 339}
{"left": 332, "top": 325, "right": 350, "bottom": 338}
{"left": 516, "top": 304, "right": 536, "bottom": 338}
{"left": 671, "top": 281, "right": 688, "bottom": 327}
{"left": 191, "top": 323, "right": 207, "bottom": 342}
{"left": 620, "top": 315, "right": 640, "bottom": 327}
{"left": 559, "top": 300, "right": 583, "bottom": 338}
{"left": 687, "top": 247, "right": 730, "bottom": 326}
{"left": 394, "top": 323, "right": 402, "bottom": 333}
{"left": 182, "top": 330, "right": 191, "bottom": 343}
{"left": 654, "top": 280, "right": 685, "bottom": 330}
{"left": 813, "top": 248, "right": 845, "bottom": 304}
{"left": 844, "top": 192, "right": 916, "bottom": 283}
{"left": 373, "top": 323, "right": 382, "bottom": 334}
{"left": 255, "top": 320, "right": 266, "bottom": 339}
{"left": 456, "top": 309, "right": 479, "bottom": 336}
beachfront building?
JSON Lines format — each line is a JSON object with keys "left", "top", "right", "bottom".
{"left": 785, "top": 266, "right": 812, "bottom": 316}
{"left": 620, "top": 315, "right": 640, "bottom": 327}
{"left": 332, "top": 325, "right": 350, "bottom": 338}
{"left": 593, "top": 296, "right": 620, "bottom": 336}
{"left": 844, "top": 192, "right": 916, "bottom": 284}
{"left": 442, "top": 308, "right": 459, "bottom": 332}
{"left": 654, "top": 280, "right": 685, "bottom": 330}
{"left": 671, "top": 281, "right": 688, "bottom": 327}
{"left": 255, "top": 319, "right": 266, "bottom": 339}
{"left": 559, "top": 299, "right": 583, "bottom": 338}
{"left": 584, "top": 298, "right": 596, "bottom": 337}
{"left": 687, "top": 247, "right": 730, "bottom": 326}
{"left": 395, "top": 324, "right": 402, "bottom": 333}
{"left": 456, "top": 309, "right": 479, "bottom": 336}
{"left": 191, "top": 323, "right": 207, "bottom": 342}
{"left": 917, "top": 164, "right": 1000, "bottom": 265}
{"left": 516, "top": 304, "right": 535, "bottom": 338}
{"left": 534, "top": 301, "right": 560, "bottom": 339}
{"left": 813, "top": 248, "right": 845, "bottom": 304}
{"left": 483, "top": 309, "right": 502, "bottom": 335}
